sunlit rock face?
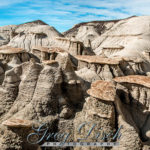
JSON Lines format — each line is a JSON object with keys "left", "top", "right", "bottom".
{"left": 64, "top": 16, "right": 150, "bottom": 60}
{"left": 0, "top": 25, "right": 17, "bottom": 46}
{"left": 8, "top": 25, "right": 63, "bottom": 52}
{"left": 0, "top": 17, "right": 150, "bottom": 149}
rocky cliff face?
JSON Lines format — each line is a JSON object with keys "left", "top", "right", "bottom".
{"left": 64, "top": 16, "right": 150, "bottom": 60}
{"left": 8, "top": 25, "right": 63, "bottom": 52}
{"left": 0, "top": 25, "right": 17, "bottom": 46}
{"left": 0, "top": 16, "right": 150, "bottom": 150}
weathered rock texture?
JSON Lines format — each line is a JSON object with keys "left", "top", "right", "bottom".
{"left": 75, "top": 55, "right": 150, "bottom": 94}
{"left": 0, "top": 46, "right": 30, "bottom": 63}
{"left": 64, "top": 16, "right": 150, "bottom": 61}
{"left": 2, "top": 119, "right": 32, "bottom": 128}
{"left": 0, "top": 16, "right": 150, "bottom": 150}
{"left": 0, "top": 25, "right": 17, "bottom": 46}
{"left": 76, "top": 55, "right": 150, "bottom": 78}
{"left": 31, "top": 46, "right": 66, "bottom": 62}
{"left": 8, "top": 24, "right": 63, "bottom": 52}
{"left": 113, "top": 75, "right": 150, "bottom": 150}
{"left": 0, "top": 53, "right": 84, "bottom": 149}
{"left": 55, "top": 37, "right": 93, "bottom": 55}
{"left": 55, "top": 37, "right": 84, "bottom": 55}
{"left": 74, "top": 80, "right": 116, "bottom": 150}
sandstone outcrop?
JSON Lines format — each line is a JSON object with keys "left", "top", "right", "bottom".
{"left": 0, "top": 46, "right": 31, "bottom": 85}
{"left": 0, "top": 54, "right": 83, "bottom": 149}
{"left": 32, "top": 46, "right": 66, "bottom": 61}
{"left": 74, "top": 80, "right": 116, "bottom": 150}
{"left": 1, "top": 118, "right": 41, "bottom": 150}
{"left": 55, "top": 37, "right": 84, "bottom": 55}
{"left": 55, "top": 37, "right": 93, "bottom": 55}
{"left": 0, "top": 46, "right": 30, "bottom": 64}
{"left": 76, "top": 55, "right": 150, "bottom": 85}
{"left": 87, "top": 80, "right": 116, "bottom": 101}
{"left": 101, "top": 45, "right": 124, "bottom": 57}
{"left": 113, "top": 75, "right": 150, "bottom": 149}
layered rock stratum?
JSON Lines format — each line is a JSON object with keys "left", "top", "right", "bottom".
{"left": 0, "top": 16, "right": 150, "bottom": 150}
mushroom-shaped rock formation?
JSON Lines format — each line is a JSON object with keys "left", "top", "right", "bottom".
{"left": 0, "top": 46, "right": 31, "bottom": 69}
{"left": 113, "top": 75, "right": 150, "bottom": 111}
{"left": 55, "top": 37, "right": 84, "bottom": 55}
{"left": 113, "top": 75, "right": 150, "bottom": 148}
{"left": 87, "top": 80, "right": 116, "bottom": 117}
{"left": 76, "top": 55, "right": 150, "bottom": 81}
{"left": 114, "top": 75, "right": 150, "bottom": 88}
{"left": 0, "top": 46, "right": 31, "bottom": 86}
{"left": 1, "top": 118, "right": 41, "bottom": 150}
{"left": 76, "top": 55, "right": 122, "bottom": 65}
{"left": 55, "top": 37, "right": 94, "bottom": 55}
{"left": 87, "top": 80, "right": 116, "bottom": 101}
{"left": 76, "top": 55, "right": 123, "bottom": 81}
{"left": 74, "top": 80, "right": 116, "bottom": 144}
{"left": 0, "top": 46, "right": 30, "bottom": 62}
{"left": 0, "top": 46, "right": 25, "bottom": 54}
{"left": 32, "top": 46, "right": 66, "bottom": 61}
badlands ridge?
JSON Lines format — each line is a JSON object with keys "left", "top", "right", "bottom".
{"left": 0, "top": 16, "right": 150, "bottom": 149}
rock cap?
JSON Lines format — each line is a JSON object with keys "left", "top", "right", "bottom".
{"left": 56, "top": 37, "right": 82, "bottom": 44}
{"left": 114, "top": 75, "right": 150, "bottom": 88}
{"left": 32, "top": 46, "right": 66, "bottom": 53}
{"left": 0, "top": 46, "right": 25, "bottom": 54}
{"left": 87, "top": 80, "right": 116, "bottom": 101}
{"left": 42, "top": 60, "right": 58, "bottom": 65}
{"left": 76, "top": 55, "right": 122, "bottom": 65}
{"left": 2, "top": 118, "right": 32, "bottom": 128}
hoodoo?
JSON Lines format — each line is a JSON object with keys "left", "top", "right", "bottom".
{"left": 0, "top": 16, "right": 150, "bottom": 150}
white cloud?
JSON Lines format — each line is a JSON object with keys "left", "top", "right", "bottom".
{"left": 0, "top": 0, "right": 150, "bottom": 31}
{"left": 0, "top": 0, "right": 29, "bottom": 7}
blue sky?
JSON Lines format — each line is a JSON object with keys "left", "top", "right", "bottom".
{"left": 0, "top": 0, "right": 150, "bottom": 32}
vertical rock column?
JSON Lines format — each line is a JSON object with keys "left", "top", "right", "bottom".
{"left": 74, "top": 80, "right": 117, "bottom": 150}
